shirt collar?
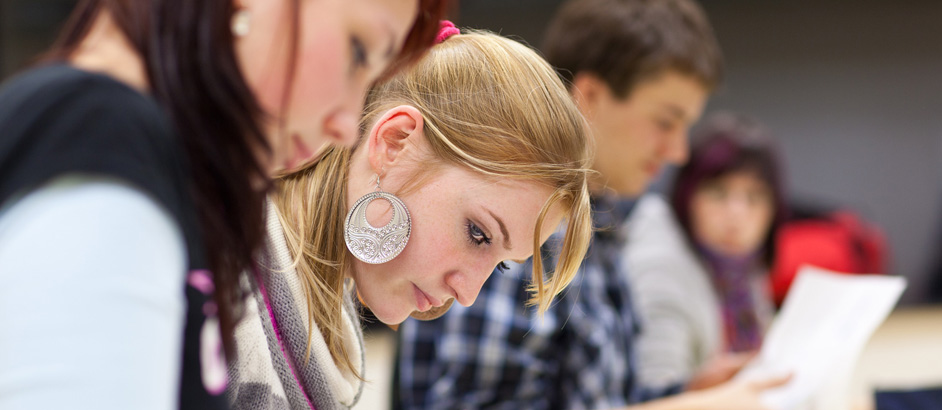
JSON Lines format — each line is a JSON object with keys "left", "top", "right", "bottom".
{"left": 591, "top": 193, "right": 638, "bottom": 239}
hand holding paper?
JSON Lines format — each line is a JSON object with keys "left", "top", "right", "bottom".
{"left": 734, "top": 266, "right": 906, "bottom": 410}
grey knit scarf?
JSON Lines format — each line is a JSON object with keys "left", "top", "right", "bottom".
{"left": 226, "top": 200, "right": 365, "bottom": 410}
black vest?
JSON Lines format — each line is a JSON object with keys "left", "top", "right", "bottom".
{"left": 0, "top": 64, "right": 228, "bottom": 409}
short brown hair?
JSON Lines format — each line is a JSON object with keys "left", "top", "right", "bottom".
{"left": 542, "top": 0, "right": 723, "bottom": 99}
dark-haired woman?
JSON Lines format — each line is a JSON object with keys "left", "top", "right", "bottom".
{"left": 0, "top": 0, "right": 446, "bottom": 408}
{"left": 627, "top": 112, "right": 787, "bottom": 389}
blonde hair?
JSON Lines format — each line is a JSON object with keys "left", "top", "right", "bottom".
{"left": 273, "top": 30, "right": 593, "bottom": 379}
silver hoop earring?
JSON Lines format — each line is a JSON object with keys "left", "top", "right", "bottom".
{"left": 231, "top": 9, "right": 252, "bottom": 37}
{"left": 344, "top": 174, "right": 411, "bottom": 264}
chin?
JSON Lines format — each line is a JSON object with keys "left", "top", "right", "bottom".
{"left": 720, "top": 245, "right": 751, "bottom": 257}
{"left": 370, "top": 307, "right": 410, "bottom": 325}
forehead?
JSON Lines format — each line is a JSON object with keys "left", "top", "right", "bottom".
{"left": 702, "top": 169, "right": 771, "bottom": 189}
{"left": 440, "top": 167, "right": 553, "bottom": 206}
{"left": 426, "top": 165, "right": 561, "bottom": 242}
{"left": 349, "top": 0, "right": 417, "bottom": 32}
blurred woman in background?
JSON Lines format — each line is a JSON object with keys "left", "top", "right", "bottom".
{"left": 627, "top": 112, "right": 787, "bottom": 388}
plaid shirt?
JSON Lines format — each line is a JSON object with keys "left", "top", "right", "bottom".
{"left": 395, "top": 196, "right": 683, "bottom": 410}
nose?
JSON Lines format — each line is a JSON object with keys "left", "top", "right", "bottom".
{"left": 444, "top": 266, "right": 494, "bottom": 307}
{"left": 322, "top": 87, "right": 367, "bottom": 148}
{"left": 322, "top": 111, "right": 358, "bottom": 147}
{"left": 726, "top": 194, "right": 751, "bottom": 217}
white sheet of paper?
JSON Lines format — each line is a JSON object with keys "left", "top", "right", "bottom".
{"left": 734, "top": 265, "right": 907, "bottom": 410}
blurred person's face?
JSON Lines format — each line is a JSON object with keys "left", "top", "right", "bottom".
{"left": 573, "top": 70, "right": 708, "bottom": 196}
{"left": 345, "top": 106, "right": 566, "bottom": 325}
{"left": 689, "top": 170, "right": 775, "bottom": 256}
{"left": 234, "top": 0, "right": 419, "bottom": 176}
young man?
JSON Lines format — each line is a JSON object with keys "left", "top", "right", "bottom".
{"left": 394, "top": 0, "right": 788, "bottom": 409}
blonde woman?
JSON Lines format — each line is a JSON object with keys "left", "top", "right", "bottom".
{"left": 225, "top": 26, "right": 594, "bottom": 410}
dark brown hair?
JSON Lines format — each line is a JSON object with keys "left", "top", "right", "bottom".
{"left": 542, "top": 0, "right": 723, "bottom": 99}
{"left": 44, "top": 0, "right": 448, "bottom": 354}
{"left": 670, "top": 112, "right": 789, "bottom": 264}
{"left": 382, "top": 0, "right": 452, "bottom": 79}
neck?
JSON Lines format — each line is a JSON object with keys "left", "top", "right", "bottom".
{"left": 69, "top": 10, "right": 149, "bottom": 93}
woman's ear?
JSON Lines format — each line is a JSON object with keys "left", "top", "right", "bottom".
{"left": 365, "top": 105, "right": 426, "bottom": 175}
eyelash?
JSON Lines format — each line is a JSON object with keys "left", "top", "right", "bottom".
{"left": 466, "top": 221, "right": 492, "bottom": 246}
{"left": 350, "top": 36, "right": 367, "bottom": 70}
{"left": 466, "top": 221, "right": 509, "bottom": 274}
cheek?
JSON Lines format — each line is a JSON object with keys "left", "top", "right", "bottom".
{"left": 690, "top": 199, "right": 721, "bottom": 240}
{"left": 409, "top": 219, "right": 465, "bottom": 270}
{"left": 744, "top": 206, "right": 775, "bottom": 243}
{"left": 373, "top": 212, "right": 462, "bottom": 283}
{"left": 287, "top": 24, "right": 349, "bottom": 132}
{"left": 404, "top": 189, "right": 466, "bottom": 265}
{"left": 619, "top": 118, "right": 661, "bottom": 158}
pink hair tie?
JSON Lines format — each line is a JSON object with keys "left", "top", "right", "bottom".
{"left": 435, "top": 20, "right": 460, "bottom": 44}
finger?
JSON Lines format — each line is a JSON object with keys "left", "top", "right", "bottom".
{"left": 715, "top": 352, "right": 758, "bottom": 377}
{"left": 725, "top": 351, "right": 758, "bottom": 368}
{"left": 741, "top": 349, "right": 760, "bottom": 361}
{"left": 748, "top": 373, "right": 793, "bottom": 390}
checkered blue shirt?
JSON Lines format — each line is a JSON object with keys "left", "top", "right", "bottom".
{"left": 394, "top": 196, "right": 683, "bottom": 410}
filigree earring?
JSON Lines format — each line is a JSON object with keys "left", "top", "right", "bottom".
{"left": 344, "top": 174, "right": 412, "bottom": 264}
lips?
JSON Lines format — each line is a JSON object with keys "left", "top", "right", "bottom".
{"left": 413, "top": 284, "right": 444, "bottom": 312}
{"left": 285, "top": 133, "right": 314, "bottom": 170}
{"left": 411, "top": 299, "right": 456, "bottom": 321}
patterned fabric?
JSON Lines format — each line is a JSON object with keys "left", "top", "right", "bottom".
{"left": 227, "top": 199, "right": 366, "bottom": 410}
{"left": 395, "top": 195, "right": 683, "bottom": 410}
{"left": 697, "top": 246, "right": 764, "bottom": 352}
{"left": 875, "top": 387, "right": 942, "bottom": 410}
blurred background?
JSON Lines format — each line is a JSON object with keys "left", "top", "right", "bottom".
{"left": 4, "top": 0, "right": 941, "bottom": 303}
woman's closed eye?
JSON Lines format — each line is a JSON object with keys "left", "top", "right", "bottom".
{"left": 350, "top": 36, "right": 368, "bottom": 72}
{"left": 497, "top": 261, "right": 510, "bottom": 274}
{"left": 466, "top": 221, "right": 492, "bottom": 246}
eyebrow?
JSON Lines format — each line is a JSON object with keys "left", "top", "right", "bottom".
{"left": 486, "top": 209, "right": 512, "bottom": 251}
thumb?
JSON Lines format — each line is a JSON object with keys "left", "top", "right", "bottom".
{"left": 726, "top": 351, "right": 759, "bottom": 368}
{"left": 748, "top": 373, "right": 793, "bottom": 391}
